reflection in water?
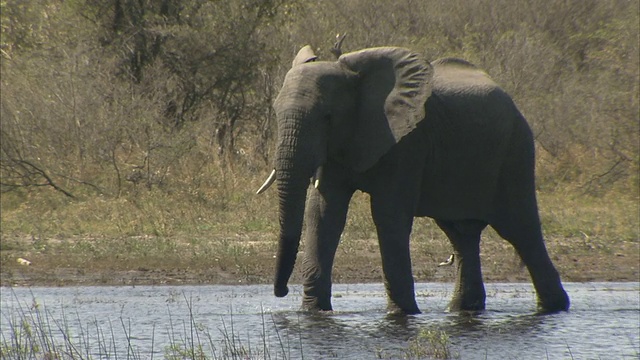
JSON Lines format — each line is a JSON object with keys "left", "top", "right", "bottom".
{"left": 444, "top": 311, "right": 548, "bottom": 335}
{"left": 1, "top": 282, "right": 638, "bottom": 359}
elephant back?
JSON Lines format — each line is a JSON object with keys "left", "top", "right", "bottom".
{"left": 431, "top": 58, "right": 498, "bottom": 95}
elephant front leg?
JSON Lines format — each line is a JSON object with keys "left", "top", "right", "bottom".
{"left": 301, "top": 184, "right": 353, "bottom": 311}
{"left": 436, "top": 219, "right": 488, "bottom": 312}
{"left": 371, "top": 200, "right": 421, "bottom": 315}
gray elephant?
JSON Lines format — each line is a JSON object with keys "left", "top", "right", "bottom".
{"left": 257, "top": 45, "right": 569, "bottom": 314}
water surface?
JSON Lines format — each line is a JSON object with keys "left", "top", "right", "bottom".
{"left": 2, "top": 282, "right": 638, "bottom": 359}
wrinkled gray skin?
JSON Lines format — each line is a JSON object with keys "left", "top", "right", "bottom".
{"left": 269, "top": 46, "right": 569, "bottom": 315}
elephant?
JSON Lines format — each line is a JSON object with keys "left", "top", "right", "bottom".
{"left": 257, "top": 45, "right": 570, "bottom": 315}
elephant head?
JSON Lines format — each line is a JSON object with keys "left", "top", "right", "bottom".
{"left": 260, "top": 46, "right": 434, "bottom": 297}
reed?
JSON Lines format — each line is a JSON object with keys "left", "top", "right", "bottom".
{"left": 1, "top": 291, "right": 302, "bottom": 360}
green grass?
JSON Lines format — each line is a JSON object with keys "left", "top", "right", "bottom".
{"left": 538, "top": 190, "right": 639, "bottom": 242}
{"left": 374, "top": 328, "right": 458, "bottom": 359}
{"left": 405, "top": 328, "right": 457, "bottom": 359}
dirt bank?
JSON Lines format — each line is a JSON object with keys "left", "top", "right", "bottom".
{"left": 1, "top": 234, "right": 637, "bottom": 287}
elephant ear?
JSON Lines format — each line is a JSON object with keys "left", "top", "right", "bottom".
{"left": 292, "top": 45, "right": 318, "bottom": 67}
{"left": 339, "top": 47, "right": 433, "bottom": 172}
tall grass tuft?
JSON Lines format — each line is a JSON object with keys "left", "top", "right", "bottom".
{"left": 405, "top": 328, "right": 457, "bottom": 359}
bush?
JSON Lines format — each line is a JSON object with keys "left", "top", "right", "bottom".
{"left": 1, "top": 0, "right": 637, "bottom": 237}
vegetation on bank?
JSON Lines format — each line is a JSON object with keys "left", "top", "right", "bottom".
{"left": 1, "top": 0, "right": 638, "bottom": 281}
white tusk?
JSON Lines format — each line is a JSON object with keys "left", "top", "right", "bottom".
{"left": 256, "top": 169, "right": 277, "bottom": 194}
{"left": 312, "top": 166, "right": 323, "bottom": 190}
{"left": 438, "top": 254, "right": 455, "bottom": 267}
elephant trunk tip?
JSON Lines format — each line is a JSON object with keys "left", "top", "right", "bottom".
{"left": 273, "top": 234, "right": 301, "bottom": 299}
{"left": 274, "top": 285, "right": 289, "bottom": 298}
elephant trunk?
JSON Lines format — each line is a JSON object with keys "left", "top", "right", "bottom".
{"left": 273, "top": 180, "right": 306, "bottom": 297}
{"left": 273, "top": 112, "right": 314, "bottom": 297}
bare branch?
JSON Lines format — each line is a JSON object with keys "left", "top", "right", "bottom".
{"left": 2, "top": 158, "right": 77, "bottom": 199}
{"left": 580, "top": 157, "right": 629, "bottom": 195}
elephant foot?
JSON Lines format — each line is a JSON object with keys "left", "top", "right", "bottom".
{"left": 301, "top": 305, "right": 334, "bottom": 314}
{"left": 446, "top": 295, "right": 486, "bottom": 313}
{"left": 537, "top": 290, "right": 570, "bottom": 313}
{"left": 302, "top": 294, "right": 333, "bottom": 312}
{"left": 386, "top": 299, "right": 421, "bottom": 315}
{"left": 301, "top": 303, "right": 333, "bottom": 312}
{"left": 386, "top": 306, "right": 421, "bottom": 316}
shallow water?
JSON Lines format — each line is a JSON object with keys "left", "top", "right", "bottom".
{"left": 1, "top": 282, "right": 638, "bottom": 359}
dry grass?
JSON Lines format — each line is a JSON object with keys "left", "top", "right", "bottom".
{"left": 1, "top": 179, "right": 638, "bottom": 287}
{"left": 1, "top": 0, "right": 638, "bottom": 286}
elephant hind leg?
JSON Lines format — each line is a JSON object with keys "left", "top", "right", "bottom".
{"left": 490, "top": 217, "right": 570, "bottom": 313}
{"left": 436, "top": 219, "right": 488, "bottom": 312}
{"left": 490, "top": 119, "right": 569, "bottom": 312}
